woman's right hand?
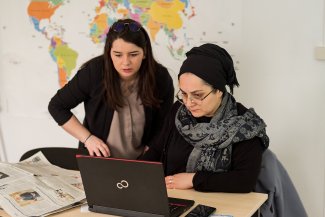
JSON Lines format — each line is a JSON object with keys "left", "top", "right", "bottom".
{"left": 84, "top": 135, "right": 110, "bottom": 157}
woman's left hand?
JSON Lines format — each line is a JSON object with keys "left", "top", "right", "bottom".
{"left": 165, "top": 173, "right": 195, "bottom": 190}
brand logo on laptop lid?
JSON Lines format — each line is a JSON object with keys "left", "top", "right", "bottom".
{"left": 116, "top": 180, "right": 129, "bottom": 189}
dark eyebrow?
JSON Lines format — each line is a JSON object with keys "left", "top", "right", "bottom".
{"left": 112, "top": 50, "right": 140, "bottom": 54}
{"left": 179, "top": 88, "right": 204, "bottom": 94}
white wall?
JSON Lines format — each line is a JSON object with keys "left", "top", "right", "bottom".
{"left": 239, "top": 0, "right": 325, "bottom": 216}
{"left": 0, "top": 1, "right": 324, "bottom": 216}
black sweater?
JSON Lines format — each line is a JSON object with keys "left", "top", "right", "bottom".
{"left": 48, "top": 56, "right": 174, "bottom": 153}
{"left": 142, "top": 101, "right": 264, "bottom": 193}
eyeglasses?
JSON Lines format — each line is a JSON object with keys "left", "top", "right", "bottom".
{"left": 112, "top": 22, "right": 142, "bottom": 33}
{"left": 176, "top": 89, "right": 215, "bottom": 104}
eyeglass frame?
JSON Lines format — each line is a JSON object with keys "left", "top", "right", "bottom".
{"left": 176, "top": 88, "right": 216, "bottom": 104}
{"left": 112, "top": 22, "right": 142, "bottom": 33}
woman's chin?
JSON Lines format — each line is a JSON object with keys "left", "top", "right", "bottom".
{"left": 190, "top": 111, "right": 203, "bottom": 117}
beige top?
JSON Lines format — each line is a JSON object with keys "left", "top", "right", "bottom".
{"left": 107, "top": 80, "right": 145, "bottom": 159}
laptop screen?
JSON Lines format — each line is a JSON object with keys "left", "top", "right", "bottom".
{"left": 76, "top": 155, "right": 194, "bottom": 217}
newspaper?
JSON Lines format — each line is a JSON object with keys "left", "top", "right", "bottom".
{"left": 0, "top": 151, "right": 86, "bottom": 217}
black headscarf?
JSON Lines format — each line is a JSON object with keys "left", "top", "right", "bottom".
{"left": 179, "top": 43, "right": 239, "bottom": 93}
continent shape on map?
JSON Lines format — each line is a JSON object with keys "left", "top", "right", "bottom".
{"left": 27, "top": 0, "right": 195, "bottom": 87}
{"left": 27, "top": 0, "right": 78, "bottom": 87}
{"left": 89, "top": 0, "right": 195, "bottom": 57}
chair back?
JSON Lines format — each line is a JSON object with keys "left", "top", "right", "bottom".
{"left": 255, "top": 149, "right": 307, "bottom": 217}
{"left": 20, "top": 147, "right": 79, "bottom": 170}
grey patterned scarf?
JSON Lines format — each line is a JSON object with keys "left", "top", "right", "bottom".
{"left": 175, "top": 92, "right": 269, "bottom": 173}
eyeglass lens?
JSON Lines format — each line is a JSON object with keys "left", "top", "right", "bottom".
{"left": 176, "top": 89, "right": 214, "bottom": 104}
{"left": 113, "top": 22, "right": 141, "bottom": 33}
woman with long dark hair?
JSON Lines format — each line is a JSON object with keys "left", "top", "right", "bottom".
{"left": 48, "top": 18, "right": 174, "bottom": 159}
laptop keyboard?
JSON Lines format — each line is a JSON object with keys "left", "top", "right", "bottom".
{"left": 169, "top": 202, "right": 187, "bottom": 215}
{"left": 169, "top": 203, "right": 180, "bottom": 213}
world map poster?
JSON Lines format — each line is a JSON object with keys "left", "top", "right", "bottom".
{"left": 0, "top": 0, "right": 242, "bottom": 116}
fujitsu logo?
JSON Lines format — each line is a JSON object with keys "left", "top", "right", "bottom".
{"left": 116, "top": 180, "right": 129, "bottom": 189}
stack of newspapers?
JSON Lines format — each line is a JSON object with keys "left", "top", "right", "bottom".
{"left": 0, "top": 151, "right": 86, "bottom": 217}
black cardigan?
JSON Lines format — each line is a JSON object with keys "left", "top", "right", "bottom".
{"left": 142, "top": 101, "right": 264, "bottom": 193}
{"left": 48, "top": 56, "right": 174, "bottom": 153}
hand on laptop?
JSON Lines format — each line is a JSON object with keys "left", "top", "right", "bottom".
{"left": 84, "top": 135, "right": 111, "bottom": 157}
{"left": 165, "top": 173, "right": 195, "bottom": 190}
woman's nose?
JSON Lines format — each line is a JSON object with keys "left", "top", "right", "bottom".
{"left": 122, "top": 56, "right": 130, "bottom": 65}
{"left": 185, "top": 96, "right": 195, "bottom": 106}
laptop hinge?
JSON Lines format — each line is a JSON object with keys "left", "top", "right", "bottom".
{"left": 89, "top": 205, "right": 166, "bottom": 217}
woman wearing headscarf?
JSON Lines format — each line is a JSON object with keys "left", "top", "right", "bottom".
{"left": 141, "top": 43, "right": 269, "bottom": 193}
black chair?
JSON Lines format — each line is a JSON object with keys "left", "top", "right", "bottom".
{"left": 20, "top": 147, "right": 79, "bottom": 170}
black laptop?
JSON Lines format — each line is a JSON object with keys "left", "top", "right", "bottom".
{"left": 76, "top": 155, "right": 194, "bottom": 217}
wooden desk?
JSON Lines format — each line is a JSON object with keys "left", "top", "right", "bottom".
{"left": 0, "top": 189, "right": 267, "bottom": 217}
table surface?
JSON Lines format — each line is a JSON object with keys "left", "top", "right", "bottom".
{"left": 0, "top": 189, "right": 267, "bottom": 217}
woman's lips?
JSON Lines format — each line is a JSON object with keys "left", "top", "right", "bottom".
{"left": 190, "top": 109, "right": 199, "bottom": 113}
{"left": 122, "top": 68, "right": 132, "bottom": 73}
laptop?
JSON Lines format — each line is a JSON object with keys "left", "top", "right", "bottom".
{"left": 76, "top": 155, "right": 194, "bottom": 217}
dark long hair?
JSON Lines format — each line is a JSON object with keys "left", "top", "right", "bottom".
{"left": 103, "top": 18, "right": 161, "bottom": 110}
